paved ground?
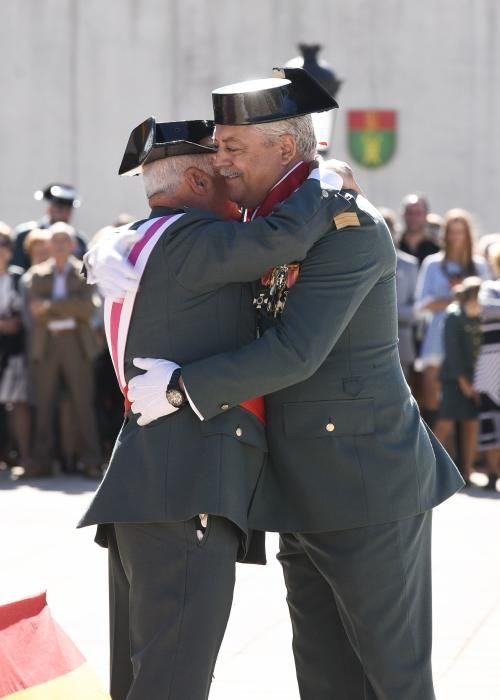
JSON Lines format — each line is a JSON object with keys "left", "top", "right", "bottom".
{"left": 1, "top": 469, "right": 500, "bottom": 699}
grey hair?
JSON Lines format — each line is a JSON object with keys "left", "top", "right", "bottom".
{"left": 253, "top": 114, "right": 317, "bottom": 161}
{"left": 142, "top": 154, "right": 215, "bottom": 198}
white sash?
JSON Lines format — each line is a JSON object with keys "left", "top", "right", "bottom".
{"left": 103, "top": 214, "right": 184, "bottom": 394}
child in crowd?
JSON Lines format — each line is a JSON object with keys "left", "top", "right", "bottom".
{"left": 434, "top": 277, "right": 483, "bottom": 485}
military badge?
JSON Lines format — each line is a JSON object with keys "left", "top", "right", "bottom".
{"left": 333, "top": 211, "right": 360, "bottom": 230}
{"left": 347, "top": 110, "right": 397, "bottom": 168}
{"left": 254, "top": 263, "right": 300, "bottom": 318}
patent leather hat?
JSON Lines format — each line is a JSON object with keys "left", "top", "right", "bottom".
{"left": 34, "top": 184, "right": 81, "bottom": 208}
{"left": 212, "top": 67, "right": 339, "bottom": 125}
{"left": 118, "top": 117, "right": 217, "bottom": 176}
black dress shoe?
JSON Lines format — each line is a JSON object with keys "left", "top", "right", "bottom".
{"left": 485, "top": 474, "right": 498, "bottom": 491}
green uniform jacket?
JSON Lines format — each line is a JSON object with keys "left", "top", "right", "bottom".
{"left": 182, "top": 192, "right": 465, "bottom": 533}
{"left": 78, "top": 181, "right": 351, "bottom": 542}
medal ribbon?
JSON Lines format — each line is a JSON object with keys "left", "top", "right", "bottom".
{"left": 251, "top": 160, "right": 309, "bottom": 294}
{"left": 250, "top": 160, "right": 311, "bottom": 220}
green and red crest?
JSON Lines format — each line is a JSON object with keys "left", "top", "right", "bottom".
{"left": 347, "top": 110, "right": 397, "bottom": 168}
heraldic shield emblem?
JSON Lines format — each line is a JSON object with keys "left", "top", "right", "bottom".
{"left": 347, "top": 110, "right": 397, "bottom": 168}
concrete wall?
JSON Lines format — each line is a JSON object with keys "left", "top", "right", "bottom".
{"left": 1, "top": 0, "right": 499, "bottom": 238}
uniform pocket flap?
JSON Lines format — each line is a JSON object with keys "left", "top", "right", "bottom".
{"left": 284, "top": 399, "right": 374, "bottom": 438}
{"left": 201, "top": 408, "right": 268, "bottom": 452}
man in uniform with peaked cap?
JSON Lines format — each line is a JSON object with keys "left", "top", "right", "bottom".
{"left": 104, "top": 68, "right": 465, "bottom": 699}
{"left": 80, "top": 110, "right": 353, "bottom": 699}
{"left": 12, "top": 183, "right": 87, "bottom": 269}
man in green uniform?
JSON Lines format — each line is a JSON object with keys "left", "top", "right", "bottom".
{"left": 80, "top": 92, "right": 352, "bottom": 699}
{"left": 114, "top": 70, "right": 464, "bottom": 699}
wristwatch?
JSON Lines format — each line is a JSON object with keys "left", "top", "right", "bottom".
{"left": 166, "top": 368, "right": 187, "bottom": 408}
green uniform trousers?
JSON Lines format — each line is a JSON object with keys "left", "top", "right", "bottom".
{"left": 107, "top": 516, "right": 240, "bottom": 700}
{"left": 279, "top": 511, "right": 434, "bottom": 700}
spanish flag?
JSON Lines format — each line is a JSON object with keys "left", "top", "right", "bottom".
{"left": 0, "top": 592, "right": 110, "bottom": 699}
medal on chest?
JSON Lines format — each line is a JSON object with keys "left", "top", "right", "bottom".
{"left": 247, "top": 161, "right": 310, "bottom": 318}
{"left": 253, "top": 263, "right": 300, "bottom": 318}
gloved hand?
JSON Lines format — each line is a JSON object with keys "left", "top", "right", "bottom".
{"left": 86, "top": 249, "right": 140, "bottom": 300}
{"left": 308, "top": 162, "right": 343, "bottom": 191}
{"left": 84, "top": 226, "right": 141, "bottom": 300}
{"left": 128, "top": 358, "right": 181, "bottom": 426}
{"left": 316, "top": 158, "right": 363, "bottom": 194}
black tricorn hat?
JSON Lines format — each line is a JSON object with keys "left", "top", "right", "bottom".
{"left": 118, "top": 117, "right": 216, "bottom": 176}
{"left": 34, "top": 183, "right": 81, "bottom": 208}
{"left": 212, "top": 67, "right": 339, "bottom": 126}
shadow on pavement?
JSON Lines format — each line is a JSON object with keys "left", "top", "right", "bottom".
{"left": 0, "top": 469, "right": 100, "bottom": 495}
{"left": 460, "top": 485, "right": 500, "bottom": 500}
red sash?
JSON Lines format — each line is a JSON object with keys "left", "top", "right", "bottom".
{"left": 250, "top": 160, "right": 310, "bottom": 219}
{"left": 240, "top": 396, "right": 266, "bottom": 424}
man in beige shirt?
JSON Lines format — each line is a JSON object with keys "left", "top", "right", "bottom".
{"left": 25, "top": 222, "right": 102, "bottom": 478}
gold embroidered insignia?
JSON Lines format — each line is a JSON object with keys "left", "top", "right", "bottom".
{"left": 333, "top": 212, "right": 361, "bottom": 229}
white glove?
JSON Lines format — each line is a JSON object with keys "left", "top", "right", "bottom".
{"left": 312, "top": 159, "right": 363, "bottom": 194}
{"left": 128, "top": 358, "right": 181, "bottom": 426}
{"left": 308, "top": 164, "right": 343, "bottom": 191}
{"left": 87, "top": 249, "right": 140, "bottom": 300}
{"left": 84, "top": 226, "right": 141, "bottom": 300}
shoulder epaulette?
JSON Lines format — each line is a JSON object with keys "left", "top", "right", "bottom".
{"left": 332, "top": 191, "right": 382, "bottom": 230}
{"left": 333, "top": 211, "right": 361, "bottom": 230}
{"left": 332, "top": 193, "right": 360, "bottom": 230}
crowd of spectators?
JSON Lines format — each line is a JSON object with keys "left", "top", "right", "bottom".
{"left": 384, "top": 194, "right": 500, "bottom": 490}
{"left": 0, "top": 184, "right": 125, "bottom": 480}
{"left": 1, "top": 183, "right": 499, "bottom": 489}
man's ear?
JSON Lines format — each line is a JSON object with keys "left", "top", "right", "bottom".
{"left": 184, "top": 167, "right": 210, "bottom": 195}
{"left": 278, "top": 134, "right": 297, "bottom": 166}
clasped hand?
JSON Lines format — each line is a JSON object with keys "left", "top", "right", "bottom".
{"left": 128, "top": 358, "right": 180, "bottom": 426}
{"left": 84, "top": 227, "right": 142, "bottom": 300}
{"left": 312, "top": 157, "right": 363, "bottom": 194}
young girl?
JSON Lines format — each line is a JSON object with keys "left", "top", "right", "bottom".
{"left": 434, "top": 277, "right": 483, "bottom": 484}
{"left": 414, "top": 209, "right": 490, "bottom": 426}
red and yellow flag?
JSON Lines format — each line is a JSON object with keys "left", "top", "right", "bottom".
{"left": 0, "top": 592, "right": 110, "bottom": 699}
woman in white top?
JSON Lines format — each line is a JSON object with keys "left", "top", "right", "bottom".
{"left": 414, "top": 209, "right": 490, "bottom": 425}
